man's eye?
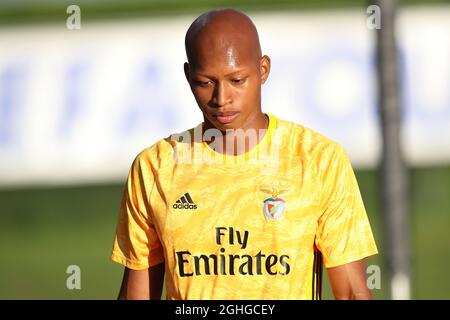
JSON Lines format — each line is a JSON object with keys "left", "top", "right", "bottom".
{"left": 195, "top": 80, "right": 212, "bottom": 87}
{"left": 231, "top": 78, "right": 245, "bottom": 84}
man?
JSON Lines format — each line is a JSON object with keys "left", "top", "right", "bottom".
{"left": 111, "top": 8, "right": 378, "bottom": 300}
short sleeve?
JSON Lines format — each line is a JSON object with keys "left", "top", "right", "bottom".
{"left": 315, "top": 144, "right": 378, "bottom": 268}
{"left": 111, "top": 152, "right": 164, "bottom": 270}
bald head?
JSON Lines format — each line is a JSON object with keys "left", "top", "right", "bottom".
{"left": 183, "top": 9, "right": 271, "bottom": 132}
{"left": 185, "top": 9, "right": 262, "bottom": 68}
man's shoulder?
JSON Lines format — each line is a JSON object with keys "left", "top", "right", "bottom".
{"left": 133, "top": 125, "right": 200, "bottom": 163}
{"left": 274, "top": 115, "right": 344, "bottom": 157}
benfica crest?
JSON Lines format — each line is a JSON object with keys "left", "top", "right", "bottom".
{"left": 260, "top": 187, "right": 289, "bottom": 221}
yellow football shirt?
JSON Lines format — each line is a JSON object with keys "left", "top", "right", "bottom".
{"left": 111, "top": 113, "right": 378, "bottom": 300}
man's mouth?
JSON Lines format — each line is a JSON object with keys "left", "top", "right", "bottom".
{"left": 213, "top": 111, "right": 239, "bottom": 124}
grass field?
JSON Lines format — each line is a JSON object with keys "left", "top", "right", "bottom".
{"left": 0, "top": 165, "right": 448, "bottom": 299}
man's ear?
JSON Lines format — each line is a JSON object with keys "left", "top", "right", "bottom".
{"left": 184, "top": 62, "right": 190, "bottom": 83}
{"left": 260, "top": 55, "right": 271, "bottom": 85}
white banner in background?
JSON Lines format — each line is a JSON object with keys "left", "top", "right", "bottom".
{"left": 0, "top": 7, "right": 449, "bottom": 186}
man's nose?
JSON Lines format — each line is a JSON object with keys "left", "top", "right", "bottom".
{"left": 212, "top": 81, "right": 232, "bottom": 107}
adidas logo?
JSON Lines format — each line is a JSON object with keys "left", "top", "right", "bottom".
{"left": 173, "top": 192, "right": 197, "bottom": 210}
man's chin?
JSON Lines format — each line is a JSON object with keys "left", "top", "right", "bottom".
{"left": 205, "top": 116, "right": 240, "bottom": 132}
{"left": 210, "top": 122, "right": 237, "bottom": 133}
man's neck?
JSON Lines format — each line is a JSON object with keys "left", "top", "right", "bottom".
{"left": 203, "top": 112, "right": 269, "bottom": 156}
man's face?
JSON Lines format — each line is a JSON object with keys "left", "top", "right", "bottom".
{"left": 185, "top": 40, "right": 270, "bottom": 131}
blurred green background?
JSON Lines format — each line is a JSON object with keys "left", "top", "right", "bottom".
{"left": 1, "top": 0, "right": 449, "bottom": 25}
{"left": 0, "top": 0, "right": 449, "bottom": 300}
